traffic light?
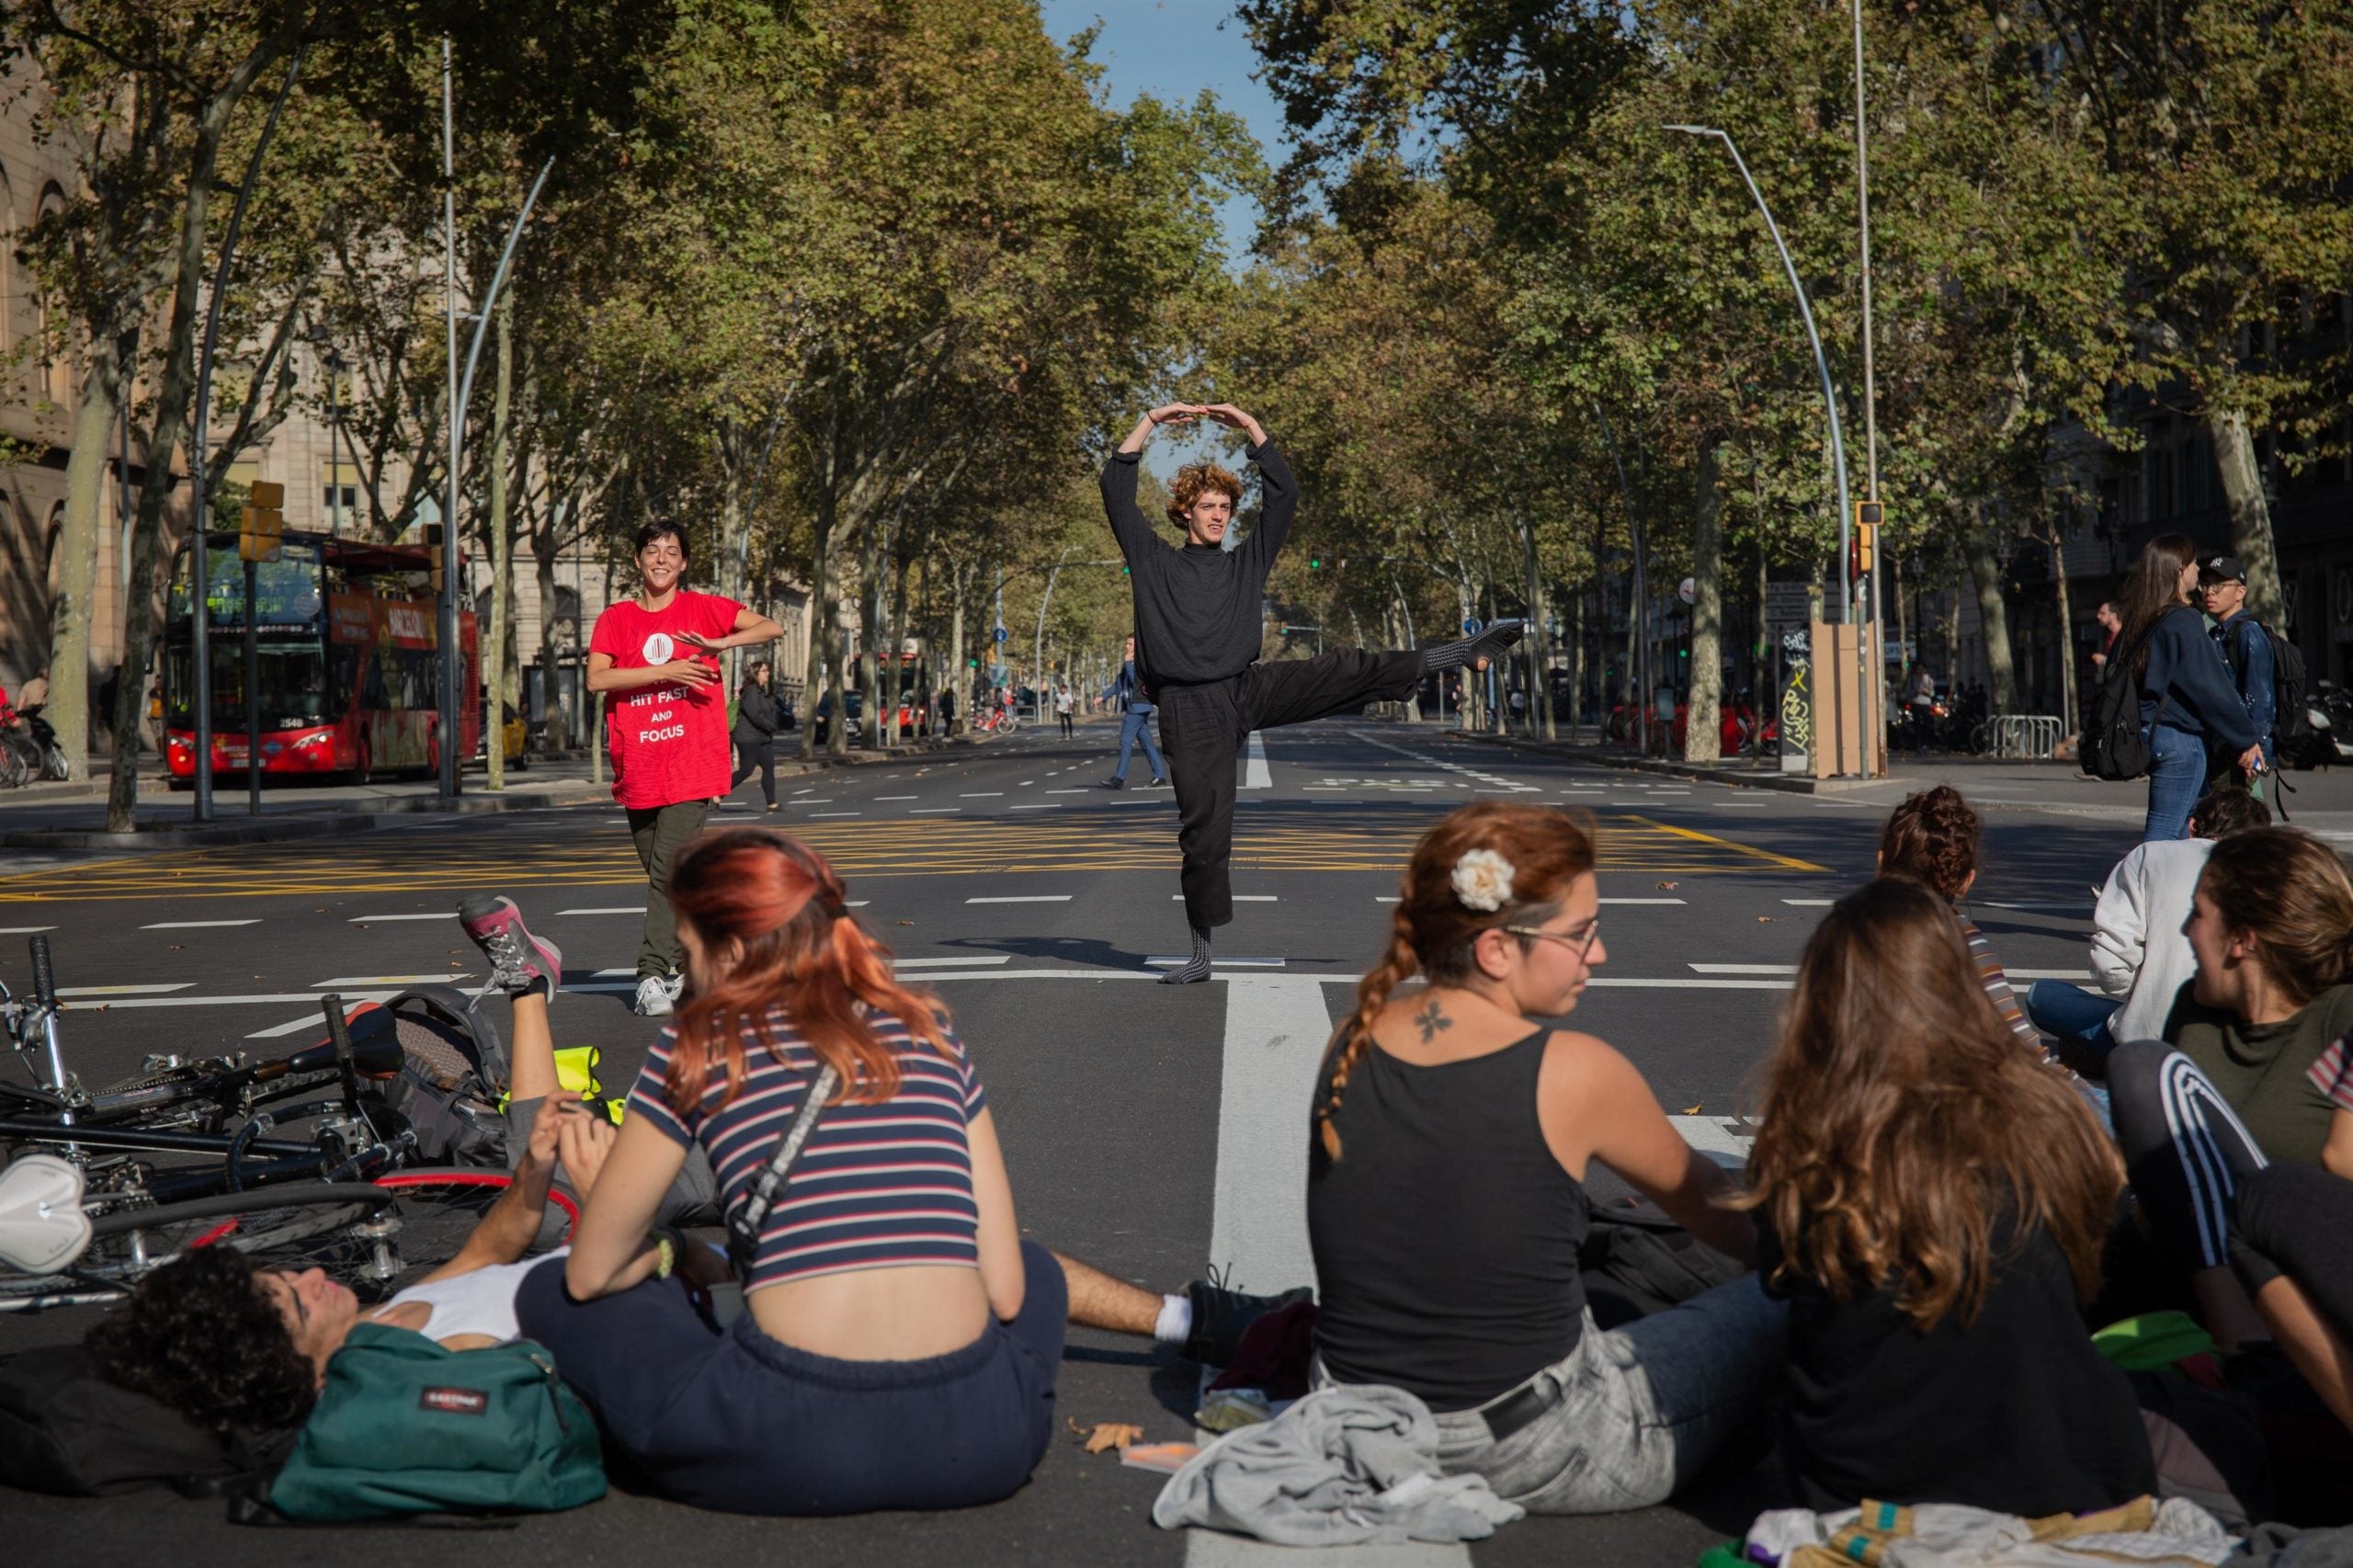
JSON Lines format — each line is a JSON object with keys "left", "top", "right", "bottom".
{"left": 1309, "top": 557, "right": 1321, "bottom": 571}
{"left": 238, "top": 481, "right": 285, "bottom": 563}
{"left": 424, "top": 521, "right": 446, "bottom": 593}
{"left": 1849, "top": 499, "right": 1881, "bottom": 581}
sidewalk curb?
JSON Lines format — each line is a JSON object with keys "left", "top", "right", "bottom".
{"left": 1447, "top": 730, "right": 1885, "bottom": 794}
{"left": 0, "top": 731, "right": 995, "bottom": 852}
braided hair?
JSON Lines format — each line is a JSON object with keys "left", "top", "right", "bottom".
{"left": 1316, "top": 802, "right": 1597, "bottom": 1160}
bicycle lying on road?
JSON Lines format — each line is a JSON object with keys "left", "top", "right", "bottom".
{"left": 0, "top": 936, "right": 574, "bottom": 1311}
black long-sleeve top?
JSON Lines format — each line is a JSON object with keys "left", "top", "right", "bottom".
{"left": 2139, "top": 604, "right": 2259, "bottom": 751}
{"left": 1100, "top": 440, "right": 1296, "bottom": 688}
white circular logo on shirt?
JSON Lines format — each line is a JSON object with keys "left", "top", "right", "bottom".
{"left": 641, "top": 632, "right": 676, "bottom": 665}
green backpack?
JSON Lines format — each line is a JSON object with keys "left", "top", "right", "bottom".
{"left": 267, "top": 1323, "right": 605, "bottom": 1521}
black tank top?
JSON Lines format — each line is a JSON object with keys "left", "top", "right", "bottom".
{"left": 1306, "top": 1027, "right": 1591, "bottom": 1412}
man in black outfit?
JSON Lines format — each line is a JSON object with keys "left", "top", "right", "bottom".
{"left": 1103, "top": 402, "right": 1523, "bottom": 983}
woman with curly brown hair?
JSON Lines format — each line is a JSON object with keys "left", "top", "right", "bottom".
{"left": 1304, "top": 801, "right": 1782, "bottom": 1515}
{"left": 1876, "top": 785, "right": 2046, "bottom": 1057}
{"left": 1740, "top": 879, "right": 2153, "bottom": 1515}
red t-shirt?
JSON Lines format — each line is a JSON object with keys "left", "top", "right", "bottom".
{"left": 589, "top": 591, "right": 744, "bottom": 808}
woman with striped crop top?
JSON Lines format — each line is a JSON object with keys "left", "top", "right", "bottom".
{"left": 515, "top": 829, "right": 1063, "bottom": 1516}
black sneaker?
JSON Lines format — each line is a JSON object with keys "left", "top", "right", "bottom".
{"left": 1101, "top": 776, "right": 1125, "bottom": 790}
{"left": 1148, "top": 776, "right": 1167, "bottom": 787}
{"left": 1182, "top": 1270, "right": 1315, "bottom": 1366}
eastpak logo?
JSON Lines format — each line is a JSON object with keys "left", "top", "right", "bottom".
{"left": 419, "top": 1386, "right": 489, "bottom": 1415}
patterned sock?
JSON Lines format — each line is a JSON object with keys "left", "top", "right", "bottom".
{"left": 1160, "top": 926, "right": 1213, "bottom": 984}
{"left": 1421, "top": 619, "right": 1526, "bottom": 675}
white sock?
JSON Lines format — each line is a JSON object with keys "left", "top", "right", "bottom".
{"left": 1153, "top": 1293, "right": 1191, "bottom": 1345}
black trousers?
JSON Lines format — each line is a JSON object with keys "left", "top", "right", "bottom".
{"left": 1156, "top": 650, "right": 1422, "bottom": 930}
{"left": 731, "top": 726, "right": 777, "bottom": 806}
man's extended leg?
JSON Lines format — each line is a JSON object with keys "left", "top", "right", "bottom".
{"left": 1052, "top": 1250, "right": 1314, "bottom": 1363}
{"left": 1239, "top": 648, "right": 1425, "bottom": 732}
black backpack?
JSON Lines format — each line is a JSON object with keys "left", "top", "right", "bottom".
{"left": 381, "top": 987, "right": 511, "bottom": 1167}
{"left": 2255, "top": 621, "right": 2311, "bottom": 745}
{"left": 0, "top": 1343, "right": 292, "bottom": 1497}
{"left": 2084, "top": 619, "right": 2166, "bottom": 781}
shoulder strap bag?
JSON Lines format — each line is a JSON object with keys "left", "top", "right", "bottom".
{"left": 723, "top": 1061, "right": 840, "bottom": 1281}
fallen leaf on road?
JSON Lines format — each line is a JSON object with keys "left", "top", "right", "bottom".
{"left": 1756, "top": 916, "right": 1775, "bottom": 924}
{"left": 1682, "top": 1102, "right": 1703, "bottom": 1115}
{"left": 1655, "top": 881, "right": 1678, "bottom": 892}
{"left": 896, "top": 919, "right": 915, "bottom": 926}
{"left": 1068, "top": 1418, "right": 1142, "bottom": 1455}
{"left": 168, "top": 945, "right": 184, "bottom": 951}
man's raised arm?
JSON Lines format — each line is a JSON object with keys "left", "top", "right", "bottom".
{"left": 1196, "top": 403, "right": 1293, "bottom": 562}
{"left": 1103, "top": 404, "right": 1200, "bottom": 558}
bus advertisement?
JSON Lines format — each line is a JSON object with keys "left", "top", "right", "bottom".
{"left": 163, "top": 530, "right": 481, "bottom": 784}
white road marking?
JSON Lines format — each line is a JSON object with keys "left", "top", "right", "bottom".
{"left": 1241, "top": 730, "right": 1272, "bottom": 790}
{"left": 142, "top": 919, "right": 260, "bottom": 929}
{"left": 591, "top": 968, "right": 635, "bottom": 978}
{"left": 1586, "top": 977, "right": 1792, "bottom": 990}
{"left": 347, "top": 912, "right": 453, "bottom": 923}
{"left": 1984, "top": 902, "right": 2092, "bottom": 912}
{"left": 1048, "top": 789, "right": 1093, "bottom": 794}
{"left": 1668, "top": 1115, "right": 1756, "bottom": 1158}
{"left": 2010, "top": 969, "right": 2097, "bottom": 981}
{"left": 878, "top": 795, "right": 917, "bottom": 801}
{"left": 808, "top": 812, "right": 862, "bottom": 818}
{"left": 247, "top": 1012, "right": 343, "bottom": 1040}
{"left": 1009, "top": 804, "right": 1060, "bottom": 812}
{"left": 1208, "top": 976, "right": 1335, "bottom": 1294}
{"left": 893, "top": 956, "right": 1013, "bottom": 969}
{"left": 965, "top": 895, "right": 1072, "bottom": 904}
{"left": 1602, "top": 897, "right": 1687, "bottom": 905}
{"left": 911, "top": 807, "right": 961, "bottom": 814}
{"left": 1147, "top": 956, "right": 1285, "bottom": 968}
{"left": 558, "top": 907, "right": 642, "bottom": 915}
{"left": 0, "top": 926, "right": 58, "bottom": 934}
{"left": 1692, "top": 963, "right": 1796, "bottom": 975}
{"left": 961, "top": 791, "right": 1004, "bottom": 798}
{"left": 1172, "top": 895, "right": 1279, "bottom": 902}
{"left": 788, "top": 799, "right": 833, "bottom": 805}
{"left": 63, "top": 990, "right": 397, "bottom": 1011}
{"left": 311, "top": 973, "right": 469, "bottom": 988}
{"left": 1781, "top": 898, "right": 1835, "bottom": 906}
{"left": 57, "top": 983, "right": 196, "bottom": 996}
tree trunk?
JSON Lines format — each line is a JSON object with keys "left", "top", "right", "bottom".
{"left": 484, "top": 292, "right": 513, "bottom": 790}
{"left": 1965, "top": 530, "right": 2018, "bottom": 712}
{"left": 2209, "top": 407, "right": 2283, "bottom": 627}
{"left": 1390, "top": 576, "right": 1421, "bottom": 722}
{"left": 50, "top": 339, "right": 122, "bottom": 779}
{"left": 799, "top": 491, "right": 835, "bottom": 761}
{"left": 1942, "top": 583, "right": 1961, "bottom": 690}
{"left": 2048, "top": 514, "right": 2077, "bottom": 739}
{"left": 948, "top": 560, "right": 968, "bottom": 734}
{"left": 1684, "top": 442, "right": 1724, "bottom": 762}
{"left": 885, "top": 548, "right": 910, "bottom": 745}
{"left": 107, "top": 129, "right": 228, "bottom": 832}
{"left": 715, "top": 416, "right": 750, "bottom": 689}
{"left": 1515, "top": 519, "right": 1552, "bottom": 741}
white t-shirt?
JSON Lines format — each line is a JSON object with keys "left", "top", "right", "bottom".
{"left": 381, "top": 1251, "right": 564, "bottom": 1345}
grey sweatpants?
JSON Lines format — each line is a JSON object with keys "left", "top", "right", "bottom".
{"left": 1385, "top": 1276, "right": 1785, "bottom": 1514}
{"left": 627, "top": 799, "right": 710, "bottom": 981}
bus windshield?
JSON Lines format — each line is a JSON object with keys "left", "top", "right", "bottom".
{"left": 168, "top": 539, "right": 326, "bottom": 628}
{"left": 164, "top": 640, "right": 335, "bottom": 729}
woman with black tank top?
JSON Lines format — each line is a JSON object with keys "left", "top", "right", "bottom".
{"left": 1306, "top": 802, "right": 1784, "bottom": 1515}
{"left": 1736, "top": 879, "right": 2153, "bottom": 1516}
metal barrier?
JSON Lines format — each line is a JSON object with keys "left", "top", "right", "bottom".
{"left": 1989, "top": 714, "right": 2063, "bottom": 760}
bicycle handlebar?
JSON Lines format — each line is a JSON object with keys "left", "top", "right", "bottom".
{"left": 29, "top": 935, "right": 54, "bottom": 1008}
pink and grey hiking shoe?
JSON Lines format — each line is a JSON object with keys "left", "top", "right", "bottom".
{"left": 457, "top": 894, "right": 563, "bottom": 1001}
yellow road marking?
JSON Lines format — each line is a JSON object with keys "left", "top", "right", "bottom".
{"left": 1614, "top": 812, "right": 1830, "bottom": 874}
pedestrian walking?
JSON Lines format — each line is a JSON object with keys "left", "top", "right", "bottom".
{"left": 1053, "top": 684, "right": 1075, "bottom": 738}
{"left": 1103, "top": 402, "right": 1522, "bottom": 982}
{"left": 2111, "top": 533, "right": 2262, "bottom": 844}
{"left": 2198, "top": 554, "right": 2276, "bottom": 790}
{"left": 1099, "top": 634, "right": 1165, "bottom": 789}
{"left": 729, "top": 658, "right": 783, "bottom": 812}
{"left": 587, "top": 522, "right": 784, "bottom": 1017}
{"left": 938, "top": 684, "right": 957, "bottom": 736}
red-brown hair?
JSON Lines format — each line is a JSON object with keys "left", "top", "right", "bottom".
{"left": 1315, "top": 801, "right": 1597, "bottom": 1160}
{"left": 1878, "top": 784, "right": 1979, "bottom": 903}
{"left": 1165, "top": 460, "right": 1243, "bottom": 529}
{"left": 662, "top": 829, "right": 953, "bottom": 1115}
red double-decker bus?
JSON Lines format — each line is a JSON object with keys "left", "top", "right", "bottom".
{"left": 163, "top": 530, "right": 481, "bottom": 784}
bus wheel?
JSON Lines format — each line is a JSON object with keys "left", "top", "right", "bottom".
{"left": 351, "top": 741, "right": 371, "bottom": 787}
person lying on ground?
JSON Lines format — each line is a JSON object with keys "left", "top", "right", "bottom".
{"left": 2108, "top": 826, "right": 2353, "bottom": 1348}
{"left": 1737, "top": 877, "right": 2155, "bottom": 1517}
{"left": 1875, "top": 785, "right": 2051, "bottom": 1062}
{"left": 2028, "top": 787, "right": 2272, "bottom": 1063}
{"left": 86, "top": 892, "right": 1273, "bottom": 1443}
{"left": 1304, "top": 801, "right": 1782, "bottom": 1516}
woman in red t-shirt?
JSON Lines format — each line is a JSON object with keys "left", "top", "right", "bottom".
{"left": 588, "top": 523, "right": 784, "bottom": 1017}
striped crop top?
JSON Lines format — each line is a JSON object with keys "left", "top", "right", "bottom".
{"left": 625, "top": 1006, "right": 988, "bottom": 1291}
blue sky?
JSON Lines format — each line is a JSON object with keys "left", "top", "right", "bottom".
{"left": 1037, "top": 3, "right": 1290, "bottom": 475}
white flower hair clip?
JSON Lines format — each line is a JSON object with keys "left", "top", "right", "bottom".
{"left": 1451, "top": 848, "right": 1517, "bottom": 912}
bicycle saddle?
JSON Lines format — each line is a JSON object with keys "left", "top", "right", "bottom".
{"left": 0, "top": 1154, "right": 91, "bottom": 1275}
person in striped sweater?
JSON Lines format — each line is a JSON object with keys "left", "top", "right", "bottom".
{"left": 1876, "top": 786, "right": 2051, "bottom": 1062}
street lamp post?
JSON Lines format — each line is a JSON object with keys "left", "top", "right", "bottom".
{"left": 1665, "top": 125, "right": 1853, "bottom": 628}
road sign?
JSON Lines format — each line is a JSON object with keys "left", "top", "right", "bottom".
{"left": 1462, "top": 618, "right": 1483, "bottom": 635}
{"left": 1677, "top": 576, "right": 1696, "bottom": 605}
{"left": 993, "top": 626, "right": 1008, "bottom": 643}
{"left": 1764, "top": 581, "right": 1813, "bottom": 632}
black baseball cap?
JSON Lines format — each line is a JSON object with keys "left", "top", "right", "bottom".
{"left": 2198, "top": 554, "right": 2246, "bottom": 585}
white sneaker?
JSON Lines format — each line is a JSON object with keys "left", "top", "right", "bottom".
{"left": 632, "top": 975, "right": 675, "bottom": 1017}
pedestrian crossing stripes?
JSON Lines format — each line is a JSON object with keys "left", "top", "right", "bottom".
{"left": 0, "top": 803, "right": 1825, "bottom": 903}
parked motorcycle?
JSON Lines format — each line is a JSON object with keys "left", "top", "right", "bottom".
{"left": 2307, "top": 681, "right": 2353, "bottom": 770}
{"left": 0, "top": 709, "right": 70, "bottom": 789}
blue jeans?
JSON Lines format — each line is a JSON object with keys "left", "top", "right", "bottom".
{"left": 515, "top": 1241, "right": 1065, "bottom": 1515}
{"left": 2142, "top": 722, "right": 2206, "bottom": 844}
{"left": 1111, "top": 703, "right": 1165, "bottom": 781}
{"left": 2023, "top": 981, "right": 2120, "bottom": 1061}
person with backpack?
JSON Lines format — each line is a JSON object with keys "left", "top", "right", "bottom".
{"left": 2198, "top": 555, "right": 2281, "bottom": 793}
{"left": 2102, "top": 534, "right": 2264, "bottom": 843}
{"left": 728, "top": 658, "right": 784, "bottom": 812}
{"left": 1739, "top": 878, "right": 2154, "bottom": 1516}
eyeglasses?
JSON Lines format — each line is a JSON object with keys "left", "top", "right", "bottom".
{"left": 1502, "top": 917, "right": 1602, "bottom": 959}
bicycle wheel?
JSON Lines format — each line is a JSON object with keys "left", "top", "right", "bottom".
{"left": 0, "top": 1184, "right": 393, "bottom": 1312}
{"left": 362, "top": 1168, "right": 579, "bottom": 1293}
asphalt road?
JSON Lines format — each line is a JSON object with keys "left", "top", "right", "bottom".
{"left": 0, "top": 717, "right": 2142, "bottom": 1565}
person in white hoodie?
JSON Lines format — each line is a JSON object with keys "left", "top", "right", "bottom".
{"left": 2026, "top": 789, "right": 2272, "bottom": 1061}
